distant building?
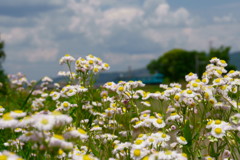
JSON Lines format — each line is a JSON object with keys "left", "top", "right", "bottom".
{"left": 114, "top": 73, "right": 164, "bottom": 84}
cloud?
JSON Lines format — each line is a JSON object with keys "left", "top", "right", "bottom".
{"left": 23, "top": 48, "right": 59, "bottom": 62}
{"left": 213, "top": 15, "right": 236, "bottom": 23}
{"left": 1, "top": 0, "right": 240, "bottom": 80}
{"left": 103, "top": 53, "right": 156, "bottom": 71}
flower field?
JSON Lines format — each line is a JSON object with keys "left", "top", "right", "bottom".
{"left": 0, "top": 55, "right": 239, "bottom": 160}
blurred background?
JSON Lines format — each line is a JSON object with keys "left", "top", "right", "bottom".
{"left": 0, "top": 0, "right": 240, "bottom": 84}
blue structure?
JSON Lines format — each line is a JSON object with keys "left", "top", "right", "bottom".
{"left": 115, "top": 73, "right": 164, "bottom": 84}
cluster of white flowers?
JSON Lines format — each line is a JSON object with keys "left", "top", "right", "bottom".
{"left": 1, "top": 56, "right": 239, "bottom": 159}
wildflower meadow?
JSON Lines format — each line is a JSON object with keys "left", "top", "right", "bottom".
{"left": 0, "top": 54, "right": 239, "bottom": 160}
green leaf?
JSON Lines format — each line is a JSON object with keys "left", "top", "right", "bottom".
{"left": 183, "top": 120, "right": 192, "bottom": 146}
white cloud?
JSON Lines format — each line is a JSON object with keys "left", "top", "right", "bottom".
{"left": 103, "top": 53, "right": 156, "bottom": 70}
{"left": 213, "top": 15, "right": 236, "bottom": 23}
{"left": 2, "top": 28, "right": 27, "bottom": 44}
{"left": 24, "top": 48, "right": 59, "bottom": 62}
{"left": 1, "top": 0, "right": 240, "bottom": 80}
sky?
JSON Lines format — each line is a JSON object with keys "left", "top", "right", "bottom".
{"left": 1, "top": 0, "right": 240, "bottom": 80}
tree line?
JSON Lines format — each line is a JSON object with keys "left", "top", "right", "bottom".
{"left": 147, "top": 46, "right": 236, "bottom": 83}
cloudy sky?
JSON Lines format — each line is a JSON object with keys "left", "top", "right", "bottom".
{"left": 1, "top": 0, "right": 240, "bottom": 80}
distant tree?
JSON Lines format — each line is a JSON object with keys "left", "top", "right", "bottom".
{"left": 0, "top": 37, "right": 8, "bottom": 94}
{"left": 147, "top": 48, "right": 207, "bottom": 82}
{"left": 0, "top": 39, "right": 6, "bottom": 68}
{"left": 208, "top": 45, "right": 236, "bottom": 71}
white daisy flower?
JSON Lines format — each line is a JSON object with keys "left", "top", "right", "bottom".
{"left": 211, "top": 127, "right": 226, "bottom": 138}
{"left": 50, "top": 91, "right": 61, "bottom": 100}
{"left": 203, "top": 155, "right": 215, "bottom": 160}
{"left": 166, "top": 112, "right": 182, "bottom": 122}
{"left": 0, "top": 150, "right": 23, "bottom": 160}
{"left": 59, "top": 54, "right": 75, "bottom": 65}
{"left": 185, "top": 72, "right": 198, "bottom": 82}
{"left": 64, "top": 128, "right": 89, "bottom": 140}
{"left": 0, "top": 105, "right": 5, "bottom": 113}
{"left": 72, "top": 154, "right": 98, "bottom": 160}
{"left": 130, "top": 148, "right": 149, "bottom": 160}
{"left": 32, "top": 115, "right": 55, "bottom": 131}
{"left": 176, "top": 136, "right": 188, "bottom": 145}
{"left": 49, "top": 134, "right": 73, "bottom": 150}
{"left": 141, "top": 101, "right": 151, "bottom": 107}
{"left": 217, "top": 60, "right": 227, "bottom": 67}
{"left": 152, "top": 118, "right": 166, "bottom": 129}
{"left": 132, "top": 139, "right": 147, "bottom": 149}
{"left": 159, "top": 133, "right": 171, "bottom": 142}
{"left": 10, "top": 110, "right": 26, "bottom": 118}
{"left": 210, "top": 57, "right": 220, "bottom": 64}
{"left": 157, "top": 150, "right": 178, "bottom": 160}
{"left": 0, "top": 113, "right": 19, "bottom": 129}
{"left": 212, "top": 78, "right": 226, "bottom": 86}
{"left": 59, "top": 101, "right": 72, "bottom": 111}
{"left": 90, "top": 125, "right": 102, "bottom": 131}
{"left": 51, "top": 111, "right": 72, "bottom": 127}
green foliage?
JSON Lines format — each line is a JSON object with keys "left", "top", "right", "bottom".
{"left": 147, "top": 48, "right": 207, "bottom": 82}
{"left": 208, "top": 45, "right": 236, "bottom": 71}
{"left": 0, "top": 40, "right": 7, "bottom": 94}
{"left": 147, "top": 46, "right": 236, "bottom": 82}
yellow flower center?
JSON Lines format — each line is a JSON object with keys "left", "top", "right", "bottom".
{"left": 182, "top": 153, "right": 187, "bottom": 157}
{"left": 220, "top": 60, "right": 226, "bottom": 64}
{"left": 170, "top": 112, "right": 177, "bottom": 116}
{"left": 83, "top": 154, "right": 94, "bottom": 160}
{"left": 196, "top": 79, "right": 201, "bottom": 82}
{"left": 188, "top": 72, "right": 194, "bottom": 76}
{"left": 2, "top": 114, "right": 14, "bottom": 121}
{"left": 165, "top": 150, "right": 172, "bottom": 155}
{"left": 180, "top": 136, "right": 186, "bottom": 141}
{"left": 53, "top": 134, "right": 64, "bottom": 140}
{"left": 133, "top": 149, "right": 141, "bottom": 157}
{"left": 187, "top": 90, "right": 193, "bottom": 94}
{"left": 0, "top": 155, "right": 8, "bottom": 160}
{"left": 192, "top": 83, "right": 198, "bottom": 87}
{"left": 174, "top": 95, "right": 180, "bottom": 101}
{"left": 162, "top": 134, "right": 167, "bottom": 138}
{"left": 14, "top": 110, "right": 23, "bottom": 113}
{"left": 78, "top": 129, "right": 87, "bottom": 134}
{"left": 217, "top": 70, "right": 222, "bottom": 75}
{"left": 215, "top": 120, "right": 221, "bottom": 124}
{"left": 209, "top": 99, "right": 215, "bottom": 104}
{"left": 142, "top": 156, "right": 149, "bottom": 160}
{"left": 138, "top": 134, "right": 144, "bottom": 138}
{"left": 149, "top": 138, "right": 154, "bottom": 142}
{"left": 89, "top": 60, "right": 94, "bottom": 64}
{"left": 143, "top": 114, "right": 148, "bottom": 117}
{"left": 63, "top": 102, "right": 69, "bottom": 108}
{"left": 58, "top": 149, "right": 64, "bottom": 155}
{"left": 157, "top": 119, "right": 163, "bottom": 124}
{"left": 104, "top": 63, "right": 109, "bottom": 67}
{"left": 229, "top": 70, "right": 235, "bottom": 73}
{"left": 65, "top": 54, "right": 70, "bottom": 57}
{"left": 41, "top": 119, "right": 49, "bottom": 125}
{"left": 214, "top": 128, "right": 222, "bottom": 134}
{"left": 52, "top": 111, "right": 62, "bottom": 115}
{"left": 107, "top": 82, "right": 112, "bottom": 86}
{"left": 135, "top": 139, "right": 143, "bottom": 145}
{"left": 118, "top": 86, "right": 124, "bottom": 92}
{"left": 215, "top": 78, "right": 221, "bottom": 83}
{"left": 93, "top": 68, "right": 99, "bottom": 72}
{"left": 207, "top": 120, "right": 213, "bottom": 125}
